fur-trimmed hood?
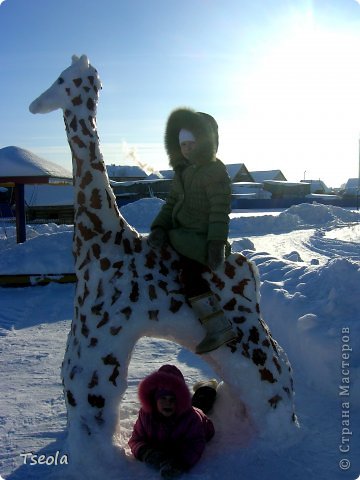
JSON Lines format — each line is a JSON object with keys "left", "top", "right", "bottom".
{"left": 138, "top": 365, "right": 192, "bottom": 415}
{"left": 165, "top": 108, "right": 219, "bottom": 171}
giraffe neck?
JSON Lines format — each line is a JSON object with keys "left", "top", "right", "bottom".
{"left": 63, "top": 96, "right": 137, "bottom": 266}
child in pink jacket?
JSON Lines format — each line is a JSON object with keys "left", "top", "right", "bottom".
{"left": 128, "top": 365, "right": 215, "bottom": 479}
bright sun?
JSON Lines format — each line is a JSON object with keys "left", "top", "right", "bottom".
{"left": 221, "top": 11, "right": 360, "bottom": 186}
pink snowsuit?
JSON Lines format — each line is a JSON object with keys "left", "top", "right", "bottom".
{"left": 128, "top": 365, "right": 215, "bottom": 471}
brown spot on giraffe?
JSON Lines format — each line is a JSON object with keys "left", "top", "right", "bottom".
{"left": 110, "top": 325, "right": 122, "bottom": 336}
{"left": 102, "top": 231, "right": 112, "bottom": 243}
{"left": 88, "top": 394, "right": 105, "bottom": 408}
{"left": 111, "top": 288, "right": 122, "bottom": 305}
{"left": 79, "top": 118, "right": 93, "bottom": 136}
{"left": 91, "top": 302, "right": 104, "bottom": 314}
{"left": 72, "top": 94, "right": 83, "bottom": 106}
{"left": 77, "top": 190, "right": 86, "bottom": 205}
{"left": 232, "top": 279, "right": 251, "bottom": 301}
{"left": 268, "top": 394, "right": 282, "bottom": 408}
{"left": 70, "top": 116, "right": 78, "bottom": 132}
{"left": 248, "top": 326, "right": 260, "bottom": 344}
{"left": 80, "top": 170, "right": 93, "bottom": 189}
{"left": 88, "top": 371, "right": 98, "bottom": 388}
{"left": 252, "top": 348, "right": 267, "bottom": 366}
{"left": 133, "top": 237, "right": 142, "bottom": 253}
{"left": 223, "top": 297, "right": 236, "bottom": 311}
{"left": 87, "top": 97, "right": 95, "bottom": 111}
{"left": 121, "top": 306, "right": 132, "bottom": 320}
{"left": 225, "top": 262, "right": 236, "bottom": 279}
{"left": 100, "top": 257, "right": 111, "bottom": 271}
{"left": 66, "top": 390, "right": 77, "bottom": 407}
{"left": 78, "top": 222, "right": 97, "bottom": 241}
{"left": 148, "top": 310, "right": 159, "bottom": 321}
{"left": 97, "top": 312, "right": 109, "bottom": 328}
{"left": 123, "top": 238, "right": 132, "bottom": 254}
{"left": 148, "top": 284, "right": 157, "bottom": 300}
{"left": 130, "top": 281, "right": 139, "bottom": 302}
{"left": 145, "top": 251, "right": 157, "bottom": 269}
{"left": 259, "top": 368, "right": 277, "bottom": 383}
{"left": 88, "top": 338, "right": 98, "bottom": 348}
{"left": 102, "top": 353, "right": 120, "bottom": 367}
{"left": 92, "top": 243, "right": 101, "bottom": 259}
{"left": 84, "top": 209, "right": 104, "bottom": 234}
{"left": 96, "top": 279, "right": 104, "bottom": 299}
{"left": 170, "top": 297, "right": 183, "bottom": 313}
{"left": 90, "top": 188, "right": 102, "bottom": 209}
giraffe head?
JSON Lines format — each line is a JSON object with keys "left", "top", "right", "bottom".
{"left": 29, "top": 54, "right": 102, "bottom": 115}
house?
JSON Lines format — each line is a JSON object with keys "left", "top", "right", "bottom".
{"left": 342, "top": 178, "right": 360, "bottom": 197}
{"left": 263, "top": 180, "right": 310, "bottom": 198}
{"left": 159, "top": 169, "right": 174, "bottom": 180}
{"left": 25, "top": 184, "right": 74, "bottom": 223}
{"left": 300, "top": 179, "right": 330, "bottom": 194}
{"left": 106, "top": 164, "right": 147, "bottom": 181}
{"left": 250, "top": 170, "right": 287, "bottom": 183}
{"left": 231, "top": 182, "right": 271, "bottom": 199}
{"left": 225, "top": 163, "right": 254, "bottom": 182}
{"left": 110, "top": 179, "right": 172, "bottom": 205}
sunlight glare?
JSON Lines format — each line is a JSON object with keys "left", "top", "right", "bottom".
{"left": 223, "top": 10, "right": 360, "bottom": 185}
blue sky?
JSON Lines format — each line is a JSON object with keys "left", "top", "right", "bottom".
{"left": 1, "top": 0, "right": 360, "bottom": 187}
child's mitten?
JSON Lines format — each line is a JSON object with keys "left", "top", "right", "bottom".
{"left": 148, "top": 228, "right": 167, "bottom": 249}
{"left": 160, "top": 460, "right": 183, "bottom": 479}
{"left": 140, "top": 447, "right": 169, "bottom": 469}
{"left": 207, "top": 240, "right": 225, "bottom": 270}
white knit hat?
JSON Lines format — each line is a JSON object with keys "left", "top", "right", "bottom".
{"left": 179, "top": 128, "right": 195, "bottom": 144}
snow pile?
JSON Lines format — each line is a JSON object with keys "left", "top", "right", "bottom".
{"left": 230, "top": 201, "right": 360, "bottom": 236}
{"left": 0, "top": 224, "right": 74, "bottom": 273}
{"left": 120, "top": 197, "right": 165, "bottom": 232}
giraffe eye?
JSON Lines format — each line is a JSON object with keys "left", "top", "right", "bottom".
{"left": 58, "top": 77, "right": 64, "bottom": 84}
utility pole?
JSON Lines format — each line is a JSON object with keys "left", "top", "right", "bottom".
{"left": 358, "top": 137, "right": 360, "bottom": 210}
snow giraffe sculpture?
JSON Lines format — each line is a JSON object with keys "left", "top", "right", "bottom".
{"left": 29, "top": 55, "right": 298, "bottom": 464}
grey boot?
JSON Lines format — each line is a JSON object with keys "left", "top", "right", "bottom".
{"left": 189, "top": 292, "right": 237, "bottom": 354}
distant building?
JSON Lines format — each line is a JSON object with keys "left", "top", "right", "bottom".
{"left": 106, "top": 164, "right": 147, "bottom": 181}
{"left": 263, "top": 180, "right": 310, "bottom": 198}
{"left": 231, "top": 182, "right": 271, "bottom": 199}
{"left": 159, "top": 170, "right": 174, "bottom": 180}
{"left": 300, "top": 179, "right": 330, "bottom": 194}
{"left": 342, "top": 178, "right": 360, "bottom": 197}
{"left": 250, "top": 170, "right": 287, "bottom": 182}
{"left": 225, "top": 163, "right": 254, "bottom": 182}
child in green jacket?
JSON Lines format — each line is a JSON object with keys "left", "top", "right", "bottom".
{"left": 148, "top": 108, "right": 236, "bottom": 354}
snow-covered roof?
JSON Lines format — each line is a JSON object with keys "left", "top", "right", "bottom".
{"left": 250, "top": 170, "right": 286, "bottom": 182}
{"left": 0, "top": 146, "right": 72, "bottom": 184}
{"left": 264, "top": 180, "right": 307, "bottom": 187}
{"left": 345, "top": 178, "right": 360, "bottom": 189}
{"left": 225, "top": 163, "right": 249, "bottom": 180}
{"left": 300, "top": 179, "right": 330, "bottom": 193}
{"left": 106, "top": 164, "right": 147, "bottom": 178}
{"left": 159, "top": 169, "right": 174, "bottom": 179}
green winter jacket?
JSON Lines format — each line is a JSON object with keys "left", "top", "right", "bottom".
{"left": 151, "top": 108, "right": 231, "bottom": 265}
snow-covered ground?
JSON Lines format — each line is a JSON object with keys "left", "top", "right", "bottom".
{"left": 0, "top": 200, "right": 359, "bottom": 480}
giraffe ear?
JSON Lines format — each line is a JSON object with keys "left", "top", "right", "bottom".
{"left": 79, "top": 55, "right": 90, "bottom": 69}
{"left": 72, "top": 55, "right": 80, "bottom": 64}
